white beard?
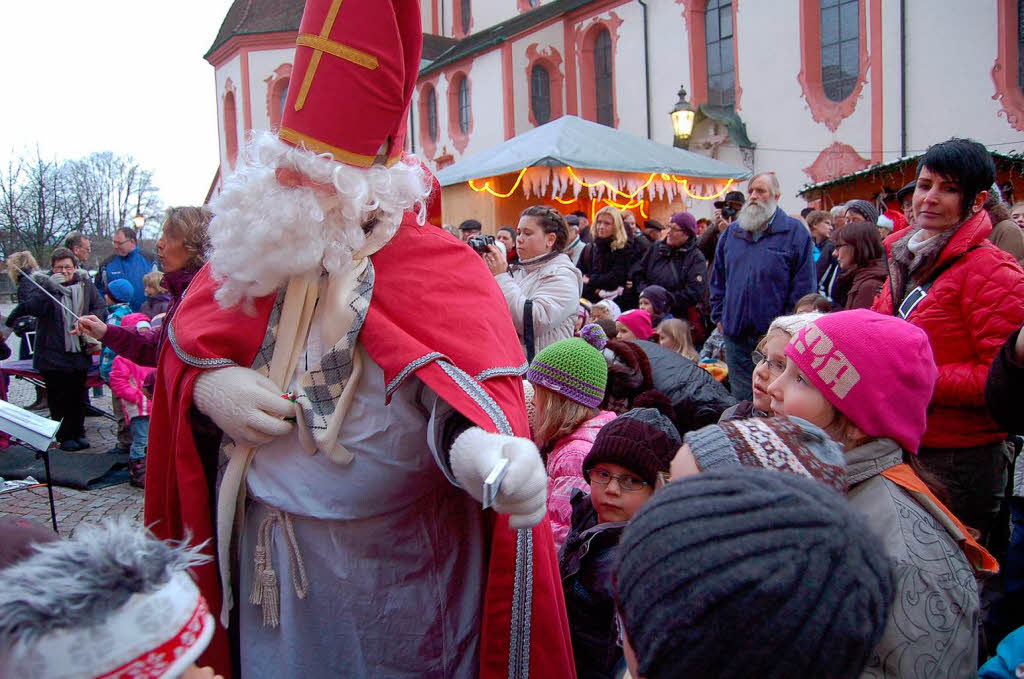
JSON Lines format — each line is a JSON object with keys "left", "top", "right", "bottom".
{"left": 738, "top": 199, "right": 777, "bottom": 232}
{"left": 207, "top": 132, "right": 430, "bottom": 309}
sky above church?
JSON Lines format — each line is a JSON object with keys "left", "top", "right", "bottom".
{"left": 1, "top": 0, "right": 236, "bottom": 208}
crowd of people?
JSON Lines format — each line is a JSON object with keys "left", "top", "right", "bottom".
{"left": 2, "top": 124, "right": 1024, "bottom": 675}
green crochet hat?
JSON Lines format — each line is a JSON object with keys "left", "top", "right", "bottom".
{"left": 526, "top": 334, "right": 608, "bottom": 408}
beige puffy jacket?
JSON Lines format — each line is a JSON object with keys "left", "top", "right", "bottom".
{"left": 496, "top": 252, "right": 582, "bottom": 356}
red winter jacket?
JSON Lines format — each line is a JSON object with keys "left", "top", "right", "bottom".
{"left": 873, "top": 212, "right": 1024, "bottom": 449}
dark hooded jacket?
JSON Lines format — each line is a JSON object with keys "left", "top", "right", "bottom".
{"left": 630, "top": 239, "right": 708, "bottom": 317}
{"left": 603, "top": 339, "right": 736, "bottom": 435}
{"left": 559, "top": 489, "right": 626, "bottom": 679}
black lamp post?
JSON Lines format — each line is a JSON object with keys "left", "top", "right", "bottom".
{"left": 670, "top": 86, "right": 696, "bottom": 149}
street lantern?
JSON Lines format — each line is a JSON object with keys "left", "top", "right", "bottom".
{"left": 670, "top": 86, "right": 696, "bottom": 148}
{"left": 133, "top": 212, "right": 145, "bottom": 232}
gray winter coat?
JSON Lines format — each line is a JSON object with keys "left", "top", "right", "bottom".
{"left": 847, "top": 439, "right": 980, "bottom": 679}
{"left": 496, "top": 252, "right": 582, "bottom": 356}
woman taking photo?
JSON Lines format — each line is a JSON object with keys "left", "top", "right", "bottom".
{"left": 578, "top": 206, "right": 631, "bottom": 304}
{"left": 488, "top": 205, "right": 582, "bottom": 358}
{"left": 75, "top": 206, "right": 212, "bottom": 368}
{"left": 873, "top": 138, "right": 1024, "bottom": 548}
{"left": 832, "top": 220, "right": 887, "bottom": 310}
{"left": 7, "top": 248, "right": 105, "bottom": 450}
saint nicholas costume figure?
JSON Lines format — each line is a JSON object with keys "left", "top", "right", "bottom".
{"left": 142, "top": 1, "right": 575, "bottom": 677}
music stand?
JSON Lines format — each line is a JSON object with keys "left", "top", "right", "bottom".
{"left": 0, "top": 399, "right": 61, "bottom": 531}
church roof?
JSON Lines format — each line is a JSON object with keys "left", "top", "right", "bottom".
{"left": 205, "top": 0, "right": 304, "bottom": 58}
{"left": 207, "top": 0, "right": 461, "bottom": 62}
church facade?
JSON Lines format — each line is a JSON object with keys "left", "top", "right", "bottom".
{"left": 206, "top": 0, "right": 1024, "bottom": 213}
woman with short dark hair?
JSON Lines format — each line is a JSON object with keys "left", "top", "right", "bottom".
{"left": 873, "top": 137, "right": 1024, "bottom": 547}
{"left": 7, "top": 248, "right": 105, "bottom": 450}
{"left": 833, "top": 220, "right": 886, "bottom": 310}
{"left": 486, "top": 205, "right": 582, "bottom": 357}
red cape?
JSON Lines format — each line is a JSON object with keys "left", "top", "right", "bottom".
{"left": 145, "top": 214, "right": 575, "bottom": 678}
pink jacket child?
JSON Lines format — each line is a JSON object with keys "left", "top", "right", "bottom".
{"left": 108, "top": 313, "right": 155, "bottom": 422}
{"left": 546, "top": 410, "right": 617, "bottom": 549}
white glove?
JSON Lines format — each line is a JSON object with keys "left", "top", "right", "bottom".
{"left": 450, "top": 427, "right": 547, "bottom": 529}
{"left": 192, "top": 366, "right": 294, "bottom": 448}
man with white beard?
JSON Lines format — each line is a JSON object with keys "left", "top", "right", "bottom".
{"left": 91, "top": 1, "right": 575, "bottom": 676}
{"left": 709, "top": 172, "right": 816, "bottom": 400}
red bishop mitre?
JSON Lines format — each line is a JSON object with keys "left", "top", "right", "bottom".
{"left": 279, "top": 0, "right": 422, "bottom": 168}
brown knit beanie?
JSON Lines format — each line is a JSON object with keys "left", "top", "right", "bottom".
{"left": 583, "top": 408, "right": 681, "bottom": 487}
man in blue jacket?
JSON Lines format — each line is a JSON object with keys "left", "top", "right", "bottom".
{"left": 709, "top": 172, "right": 816, "bottom": 400}
{"left": 95, "top": 227, "right": 154, "bottom": 312}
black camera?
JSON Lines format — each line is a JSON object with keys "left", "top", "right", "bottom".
{"left": 468, "top": 234, "right": 495, "bottom": 254}
{"left": 721, "top": 205, "right": 738, "bottom": 219}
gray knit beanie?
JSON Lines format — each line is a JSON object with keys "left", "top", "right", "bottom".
{"left": 616, "top": 469, "right": 895, "bottom": 679}
{"left": 683, "top": 416, "right": 848, "bottom": 493}
{"left": 844, "top": 199, "right": 880, "bottom": 225}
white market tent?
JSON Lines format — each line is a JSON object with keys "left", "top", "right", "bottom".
{"left": 434, "top": 115, "right": 751, "bottom": 229}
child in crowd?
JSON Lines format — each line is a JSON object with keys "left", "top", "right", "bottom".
{"left": 793, "top": 292, "right": 832, "bottom": 313}
{"left": 656, "top": 318, "right": 699, "bottom": 362}
{"left": 615, "top": 469, "right": 895, "bottom": 679}
{"left": 670, "top": 415, "right": 847, "bottom": 493}
{"left": 593, "top": 317, "right": 617, "bottom": 340}
{"left": 560, "top": 407, "right": 680, "bottom": 679}
{"left": 0, "top": 518, "right": 222, "bottom": 679}
{"left": 769, "top": 309, "right": 997, "bottom": 677}
{"left": 615, "top": 308, "right": 654, "bottom": 341}
{"left": 719, "top": 312, "right": 821, "bottom": 422}
{"left": 97, "top": 278, "right": 134, "bottom": 383}
{"left": 589, "top": 299, "right": 620, "bottom": 322}
{"left": 526, "top": 324, "right": 616, "bottom": 548}
{"left": 140, "top": 270, "right": 171, "bottom": 319}
{"left": 108, "top": 313, "right": 155, "bottom": 488}
{"left": 637, "top": 285, "right": 674, "bottom": 327}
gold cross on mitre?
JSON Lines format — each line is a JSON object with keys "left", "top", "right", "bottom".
{"left": 293, "top": 0, "right": 379, "bottom": 111}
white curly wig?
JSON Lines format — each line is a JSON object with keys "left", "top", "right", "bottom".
{"left": 207, "top": 131, "right": 431, "bottom": 308}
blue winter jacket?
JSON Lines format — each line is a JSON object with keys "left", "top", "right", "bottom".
{"left": 709, "top": 207, "right": 816, "bottom": 338}
{"left": 98, "top": 249, "right": 154, "bottom": 312}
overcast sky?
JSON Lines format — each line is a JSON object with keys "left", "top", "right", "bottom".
{"left": 1, "top": 0, "right": 236, "bottom": 208}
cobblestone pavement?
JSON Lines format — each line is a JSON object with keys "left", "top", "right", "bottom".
{"left": 0, "top": 316, "right": 144, "bottom": 537}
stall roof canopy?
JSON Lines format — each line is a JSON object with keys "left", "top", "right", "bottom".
{"left": 435, "top": 116, "right": 752, "bottom": 187}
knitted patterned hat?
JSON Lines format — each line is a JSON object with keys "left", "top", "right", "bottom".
{"left": 583, "top": 408, "right": 681, "bottom": 487}
{"left": 617, "top": 309, "right": 654, "bottom": 340}
{"left": 527, "top": 334, "right": 608, "bottom": 408}
{"left": 784, "top": 309, "right": 937, "bottom": 453}
{"left": 682, "top": 416, "right": 848, "bottom": 493}
{"left": 616, "top": 469, "right": 895, "bottom": 679}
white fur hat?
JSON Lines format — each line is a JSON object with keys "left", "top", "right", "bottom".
{"left": 0, "top": 519, "right": 213, "bottom": 679}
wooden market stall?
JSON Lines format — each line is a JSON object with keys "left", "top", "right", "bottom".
{"left": 435, "top": 116, "right": 751, "bottom": 232}
{"left": 798, "top": 151, "right": 1024, "bottom": 210}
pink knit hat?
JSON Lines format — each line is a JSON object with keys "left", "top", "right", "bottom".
{"left": 784, "top": 309, "right": 937, "bottom": 453}
{"left": 617, "top": 309, "right": 654, "bottom": 340}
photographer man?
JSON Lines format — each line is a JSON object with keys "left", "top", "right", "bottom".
{"left": 486, "top": 206, "right": 582, "bottom": 359}
{"left": 699, "top": 190, "right": 745, "bottom": 266}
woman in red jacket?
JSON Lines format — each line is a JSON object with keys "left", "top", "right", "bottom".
{"left": 873, "top": 138, "right": 1024, "bottom": 547}
{"left": 833, "top": 220, "right": 887, "bottom": 310}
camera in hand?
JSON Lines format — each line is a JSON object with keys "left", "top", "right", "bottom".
{"left": 720, "top": 205, "right": 738, "bottom": 219}
{"left": 468, "top": 234, "right": 495, "bottom": 254}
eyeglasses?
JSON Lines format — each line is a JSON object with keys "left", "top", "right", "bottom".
{"left": 751, "top": 350, "right": 786, "bottom": 376}
{"left": 587, "top": 468, "right": 649, "bottom": 492}
{"left": 112, "top": 239, "right": 130, "bottom": 246}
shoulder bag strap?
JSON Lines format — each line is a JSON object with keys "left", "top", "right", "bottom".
{"left": 523, "top": 299, "right": 536, "bottom": 363}
{"left": 896, "top": 245, "right": 982, "bottom": 319}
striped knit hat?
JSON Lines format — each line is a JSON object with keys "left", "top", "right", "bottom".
{"left": 526, "top": 328, "right": 608, "bottom": 408}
